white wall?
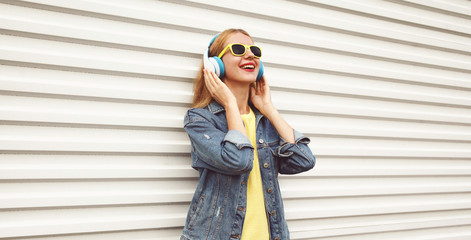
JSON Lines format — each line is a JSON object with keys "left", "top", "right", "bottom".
{"left": 1, "top": 0, "right": 470, "bottom": 239}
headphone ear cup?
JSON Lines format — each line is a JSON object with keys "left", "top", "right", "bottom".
{"left": 203, "top": 48, "right": 214, "bottom": 72}
{"left": 209, "top": 56, "right": 225, "bottom": 78}
{"left": 203, "top": 33, "right": 225, "bottom": 78}
{"left": 256, "top": 61, "right": 264, "bottom": 81}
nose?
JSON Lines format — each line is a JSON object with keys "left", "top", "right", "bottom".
{"left": 244, "top": 47, "right": 255, "bottom": 59}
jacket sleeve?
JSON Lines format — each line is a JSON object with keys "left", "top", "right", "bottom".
{"left": 275, "top": 129, "right": 316, "bottom": 174}
{"left": 184, "top": 109, "right": 254, "bottom": 175}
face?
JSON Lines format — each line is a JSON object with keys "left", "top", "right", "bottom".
{"left": 220, "top": 32, "right": 260, "bottom": 84}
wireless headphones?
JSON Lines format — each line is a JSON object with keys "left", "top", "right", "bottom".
{"left": 203, "top": 33, "right": 264, "bottom": 81}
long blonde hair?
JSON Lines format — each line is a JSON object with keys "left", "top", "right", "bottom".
{"left": 191, "top": 29, "right": 253, "bottom": 109}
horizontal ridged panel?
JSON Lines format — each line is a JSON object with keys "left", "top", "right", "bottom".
{"left": 0, "top": 0, "right": 470, "bottom": 239}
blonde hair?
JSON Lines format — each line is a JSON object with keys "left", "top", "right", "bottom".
{"left": 191, "top": 29, "right": 253, "bottom": 109}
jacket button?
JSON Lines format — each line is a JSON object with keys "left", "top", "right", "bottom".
{"left": 258, "top": 139, "right": 264, "bottom": 143}
{"left": 231, "top": 234, "right": 240, "bottom": 239}
{"left": 241, "top": 181, "right": 246, "bottom": 185}
{"left": 267, "top": 188, "right": 273, "bottom": 193}
{"left": 270, "top": 210, "right": 276, "bottom": 216}
{"left": 274, "top": 237, "right": 280, "bottom": 240}
{"left": 263, "top": 162, "right": 269, "bottom": 168}
{"left": 237, "top": 207, "right": 245, "bottom": 211}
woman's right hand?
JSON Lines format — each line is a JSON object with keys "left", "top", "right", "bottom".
{"left": 204, "top": 69, "right": 237, "bottom": 108}
{"left": 203, "top": 69, "right": 248, "bottom": 137}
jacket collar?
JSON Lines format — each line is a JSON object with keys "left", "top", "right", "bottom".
{"left": 207, "top": 101, "right": 225, "bottom": 114}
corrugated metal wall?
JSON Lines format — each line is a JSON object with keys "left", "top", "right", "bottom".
{"left": 1, "top": 0, "right": 470, "bottom": 239}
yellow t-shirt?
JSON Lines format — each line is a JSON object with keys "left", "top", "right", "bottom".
{"left": 241, "top": 108, "right": 270, "bottom": 240}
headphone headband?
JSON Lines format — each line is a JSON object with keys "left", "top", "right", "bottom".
{"left": 208, "top": 33, "right": 220, "bottom": 47}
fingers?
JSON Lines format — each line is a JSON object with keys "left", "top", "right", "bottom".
{"left": 256, "top": 77, "right": 266, "bottom": 95}
{"left": 203, "top": 69, "right": 213, "bottom": 90}
{"left": 250, "top": 84, "right": 256, "bottom": 97}
{"left": 204, "top": 69, "right": 219, "bottom": 95}
{"left": 204, "top": 69, "right": 238, "bottom": 108}
{"left": 204, "top": 70, "right": 222, "bottom": 88}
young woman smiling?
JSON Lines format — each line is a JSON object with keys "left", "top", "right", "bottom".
{"left": 181, "top": 29, "right": 315, "bottom": 240}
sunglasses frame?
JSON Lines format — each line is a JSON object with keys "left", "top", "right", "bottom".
{"left": 218, "top": 43, "right": 262, "bottom": 59}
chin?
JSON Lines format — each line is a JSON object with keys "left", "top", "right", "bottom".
{"left": 225, "top": 73, "right": 257, "bottom": 84}
{"left": 239, "top": 72, "right": 258, "bottom": 82}
{"left": 240, "top": 76, "right": 257, "bottom": 83}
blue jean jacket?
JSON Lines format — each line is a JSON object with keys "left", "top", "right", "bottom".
{"left": 181, "top": 102, "right": 316, "bottom": 240}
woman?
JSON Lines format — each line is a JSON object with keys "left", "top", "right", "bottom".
{"left": 181, "top": 29, "right": 315, "bottom": 240}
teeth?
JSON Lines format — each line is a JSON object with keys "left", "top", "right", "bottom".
{"left": 241, "top": 65, "right": 254, "bottom": 69}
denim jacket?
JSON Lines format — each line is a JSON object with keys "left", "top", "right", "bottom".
{"left": 181, "top": 102, "right": 315, "bottom": 240}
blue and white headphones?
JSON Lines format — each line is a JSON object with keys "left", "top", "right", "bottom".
{"left": 203, "top": 33, "right": 264, "bottom": 81}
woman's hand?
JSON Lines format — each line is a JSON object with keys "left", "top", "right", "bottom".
{"left": 251, "top": 77, "right": 295, "bottom": 143}
{"left": 204, "top": 69, "right": 237, "bottom": 108}
{"left": 204, "top": 69, "right": 247, "bottom": 137}
{"left": 250, "top": 77, "right": 276, "bottom": 116}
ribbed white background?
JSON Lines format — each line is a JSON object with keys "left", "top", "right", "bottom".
{"left": 1, "top": 0, "right": 471, "bottom": 239}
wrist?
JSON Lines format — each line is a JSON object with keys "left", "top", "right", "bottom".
{"left": 220, "top": 97, "right": 237, "bottom": 109}
{"left": 261, "top": 104, "right": 278, "bottom": 118}
{"left": 224, "top": 100, "right": 239, "bottom": 113}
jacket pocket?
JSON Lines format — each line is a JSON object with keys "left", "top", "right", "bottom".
{"left": 188, "top": 193, "right": 206, "bottom": 229}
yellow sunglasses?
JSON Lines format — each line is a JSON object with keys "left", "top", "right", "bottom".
{"left": 218, "top": 43, "right": 262, "bottom": 59}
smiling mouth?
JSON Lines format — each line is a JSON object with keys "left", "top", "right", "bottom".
{"left": 241, "top": 64, "right": 255, "bottom": 70}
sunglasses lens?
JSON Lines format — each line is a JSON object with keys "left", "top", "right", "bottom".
{"left": 231, "top": 44, "right": 246, "bottom": 55}
{"left": 250, "top": 46, "right": 262, "bottom": 58}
